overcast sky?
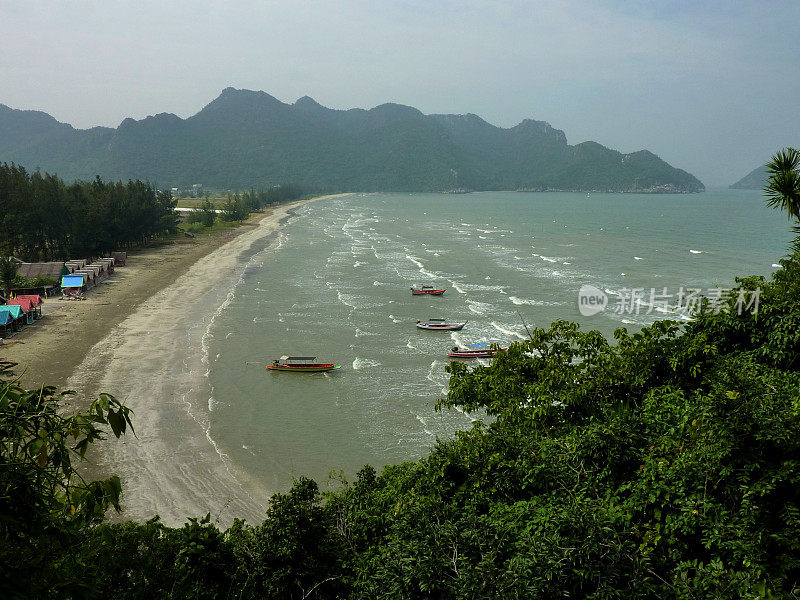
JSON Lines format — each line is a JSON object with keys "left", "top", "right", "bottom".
{"left": 1, "top": 1, "right": 797, "bottom": 186}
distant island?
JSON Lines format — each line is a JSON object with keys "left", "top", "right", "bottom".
{"left": 0, "top": 88, "right": 704, "bottom": 193}
{"left": 730, "top": 164, "right": 768, "bottom": 189}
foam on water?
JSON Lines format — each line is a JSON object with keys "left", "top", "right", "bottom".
{"left": 467, "top": 299, "right": 494, "bottom": 315}
{"left": 509, "top": 296, "right": 565, "bottom": 307}
{"left": 353, "top": 357, "right": 382, "bottom": 370}
{"left": 490, "top": 321, "right": 528, "bottom": 340}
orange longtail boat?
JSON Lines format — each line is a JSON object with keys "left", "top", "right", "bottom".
{"left": 267, "top": 356, "right": 341, "bottom": 372}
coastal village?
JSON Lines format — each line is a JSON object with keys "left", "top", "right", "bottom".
{"left": 0, "top": 252, "right": 126, "bottom": 340}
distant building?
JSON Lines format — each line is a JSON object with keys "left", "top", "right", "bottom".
{"left": 191, "top": 183, "right": 203, "bottom": 198}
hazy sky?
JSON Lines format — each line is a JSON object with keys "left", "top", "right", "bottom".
{"left": 2, "top": 1, "right": 798, "bottom": 186}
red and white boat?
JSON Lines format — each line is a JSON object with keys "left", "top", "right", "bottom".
{"left": 416, "top": 318, "right": 467, "bottom": 331}
{"left": 410, "top": 286, "right": 446, "bottom": 296}
{"left": 447, "top": 343, "right": 507, "bottom": 358}
{"left": 267, "top": 356, "right": 341, "bottom": 372}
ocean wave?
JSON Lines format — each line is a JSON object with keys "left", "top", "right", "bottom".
{"left": 509, "top": 296, "right": 565, "bottom": 307}
{"left": 450, "top": 282, "right": 507, "bottom": 293}
{"left": 490, "top": 321, "right": 528, "bottom": 340}
{"left": 355, "top": 328, "right": 379, "bottom": 338}
{"left": 467, "top": 300, "right": 494, "bottom": 315}
{"left": 353, "top": 357, "right": 382, "bottom": 370}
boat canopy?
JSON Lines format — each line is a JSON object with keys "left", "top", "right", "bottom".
{"left": 279, "top": 356, "right": 317, "bottom": 361}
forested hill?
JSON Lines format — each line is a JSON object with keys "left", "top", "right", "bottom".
{"left": 0, "top": 88, "right": 704, "bottom": 193}
{"left": 731, "top": 164, "right": 768, "bottom": 189}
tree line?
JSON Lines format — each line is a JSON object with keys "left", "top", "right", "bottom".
{"left": 0, "top": 163, "right": 178, "bottom": 262}
{"left": 183, "top": 184, "right": 307, "bottom": 232}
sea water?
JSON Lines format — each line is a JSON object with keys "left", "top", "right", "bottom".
{"left": 202, "top": 190, "right": 792, "bottom": 494}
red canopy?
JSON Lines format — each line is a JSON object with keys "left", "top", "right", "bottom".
{"left": 16, "top": 295, "right": 42, "bottom": 306}
{"left": 8, "top": 295, "right": 42, "bottom": 312}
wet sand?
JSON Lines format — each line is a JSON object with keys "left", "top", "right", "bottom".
{"left": 2, "top": 195, "right": 346, "bottom": 526}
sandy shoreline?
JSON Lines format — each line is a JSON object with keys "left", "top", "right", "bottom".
{"left": 2, "top": 194, "right": 347, "bottom": 526}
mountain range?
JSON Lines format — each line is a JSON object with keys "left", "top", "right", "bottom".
{"left": 0, "top": 88, "right": 704, "bottom": 193}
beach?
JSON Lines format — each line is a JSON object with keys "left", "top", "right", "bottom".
{"left": 2, "top": 195, "right": 346, "bottom": 526}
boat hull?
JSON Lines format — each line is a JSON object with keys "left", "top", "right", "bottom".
{"left": 267, "top": 364, "right": 341, "bottom": 372}
{"left": 411, "top": 288, "right": 446, "bottom": 296}
{"left": 416, "top": 322, "right": 467, "bottom": 331}
{"left": 447, "top": 348, "right": 506, "bottom": 358}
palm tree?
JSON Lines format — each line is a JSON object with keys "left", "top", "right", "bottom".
{"left": 0, "top": 257, "right": 19, "bottom": 300}
{"left": 764, "top": 148, "right": 800, "bottom": 250}
{"left": 764, "top": 147, "right": 800, "bottom": 219}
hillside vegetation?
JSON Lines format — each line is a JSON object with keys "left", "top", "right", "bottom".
{"left": 731, "top": 164, "right": 768, "bottom": 190}
{"left": 0, "top": 88, "right": 704, "bottom": 193}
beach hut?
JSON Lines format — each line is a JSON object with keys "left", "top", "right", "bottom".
{"left": 8, "top": 297, "right": 35, "bottom": 324}
{"left": 0, "top": 305, "right": 25, "bottom": 333}
{"left": 0, "top": 309, "right": 12, "bottom": 337}
{"left": 9, "top": 295, "right": 43, "bottom": 320}
{"left": 100, "top": 257, "right": 115, "bottom": 274}
{"left": 73, "top": 270, "right": 96, "bottom": 287}
{"left": 61, "top": 274, "right": 86, "bottom": 298}
{"left": 88, "top": 262, "right": 107, "bottom": 281}
{"left": 113, "top": 251, "right": 127, "bottom": 266}
{"left": 65, "top": 259, "right": 86, "bottom": 270}
{"left": 11, "top": 262, "right": 68, "bottom": 297}
{"left": 17, "top": 262, "right": 69, "bottom": 281}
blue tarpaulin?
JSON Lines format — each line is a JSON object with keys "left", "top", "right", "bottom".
{"left": 0, "top": 306, "right": 23, "bottom": 320}
{"left": 62, "top": 275, "right": 85, "bottom": 288}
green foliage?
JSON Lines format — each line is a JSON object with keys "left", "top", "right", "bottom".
{"left": 185, "top": 198, "right": 217, "bottom": 228}
{"left": 0, "top": 164, "right": 178, "bottom": 261}
{"left": 217, "top": 185, "right": 306, "bottom": 222}
{"left": 764, "top": 147, "right": 800, "bottom": 220}
{"left": 0, "top": 360, "right": 134, "bottom": 599}
{"left": 0, "top": 256, "right": 18, "bottom": 297}
{"left": 764, "top": 147, "right": 800, "bottom": 252}
{"left": 220, "top": 193, "right": 250, "bottom": 222}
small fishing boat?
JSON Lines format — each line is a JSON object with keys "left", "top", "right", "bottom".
{"left": 267, "top": 356, "right": 341, "bottom": 372}
{"left": 447, "top": 343, "right": 507, "bottom": 358}
{"left": 410, "top": 286, "right": 446, "bottom": 296}
{"left": 416, "top": 318, "right": 468, "bottom": 331}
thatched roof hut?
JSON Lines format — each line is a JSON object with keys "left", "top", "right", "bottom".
{"left": 16, "top": 262, "right": 69, "bottom": 281}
